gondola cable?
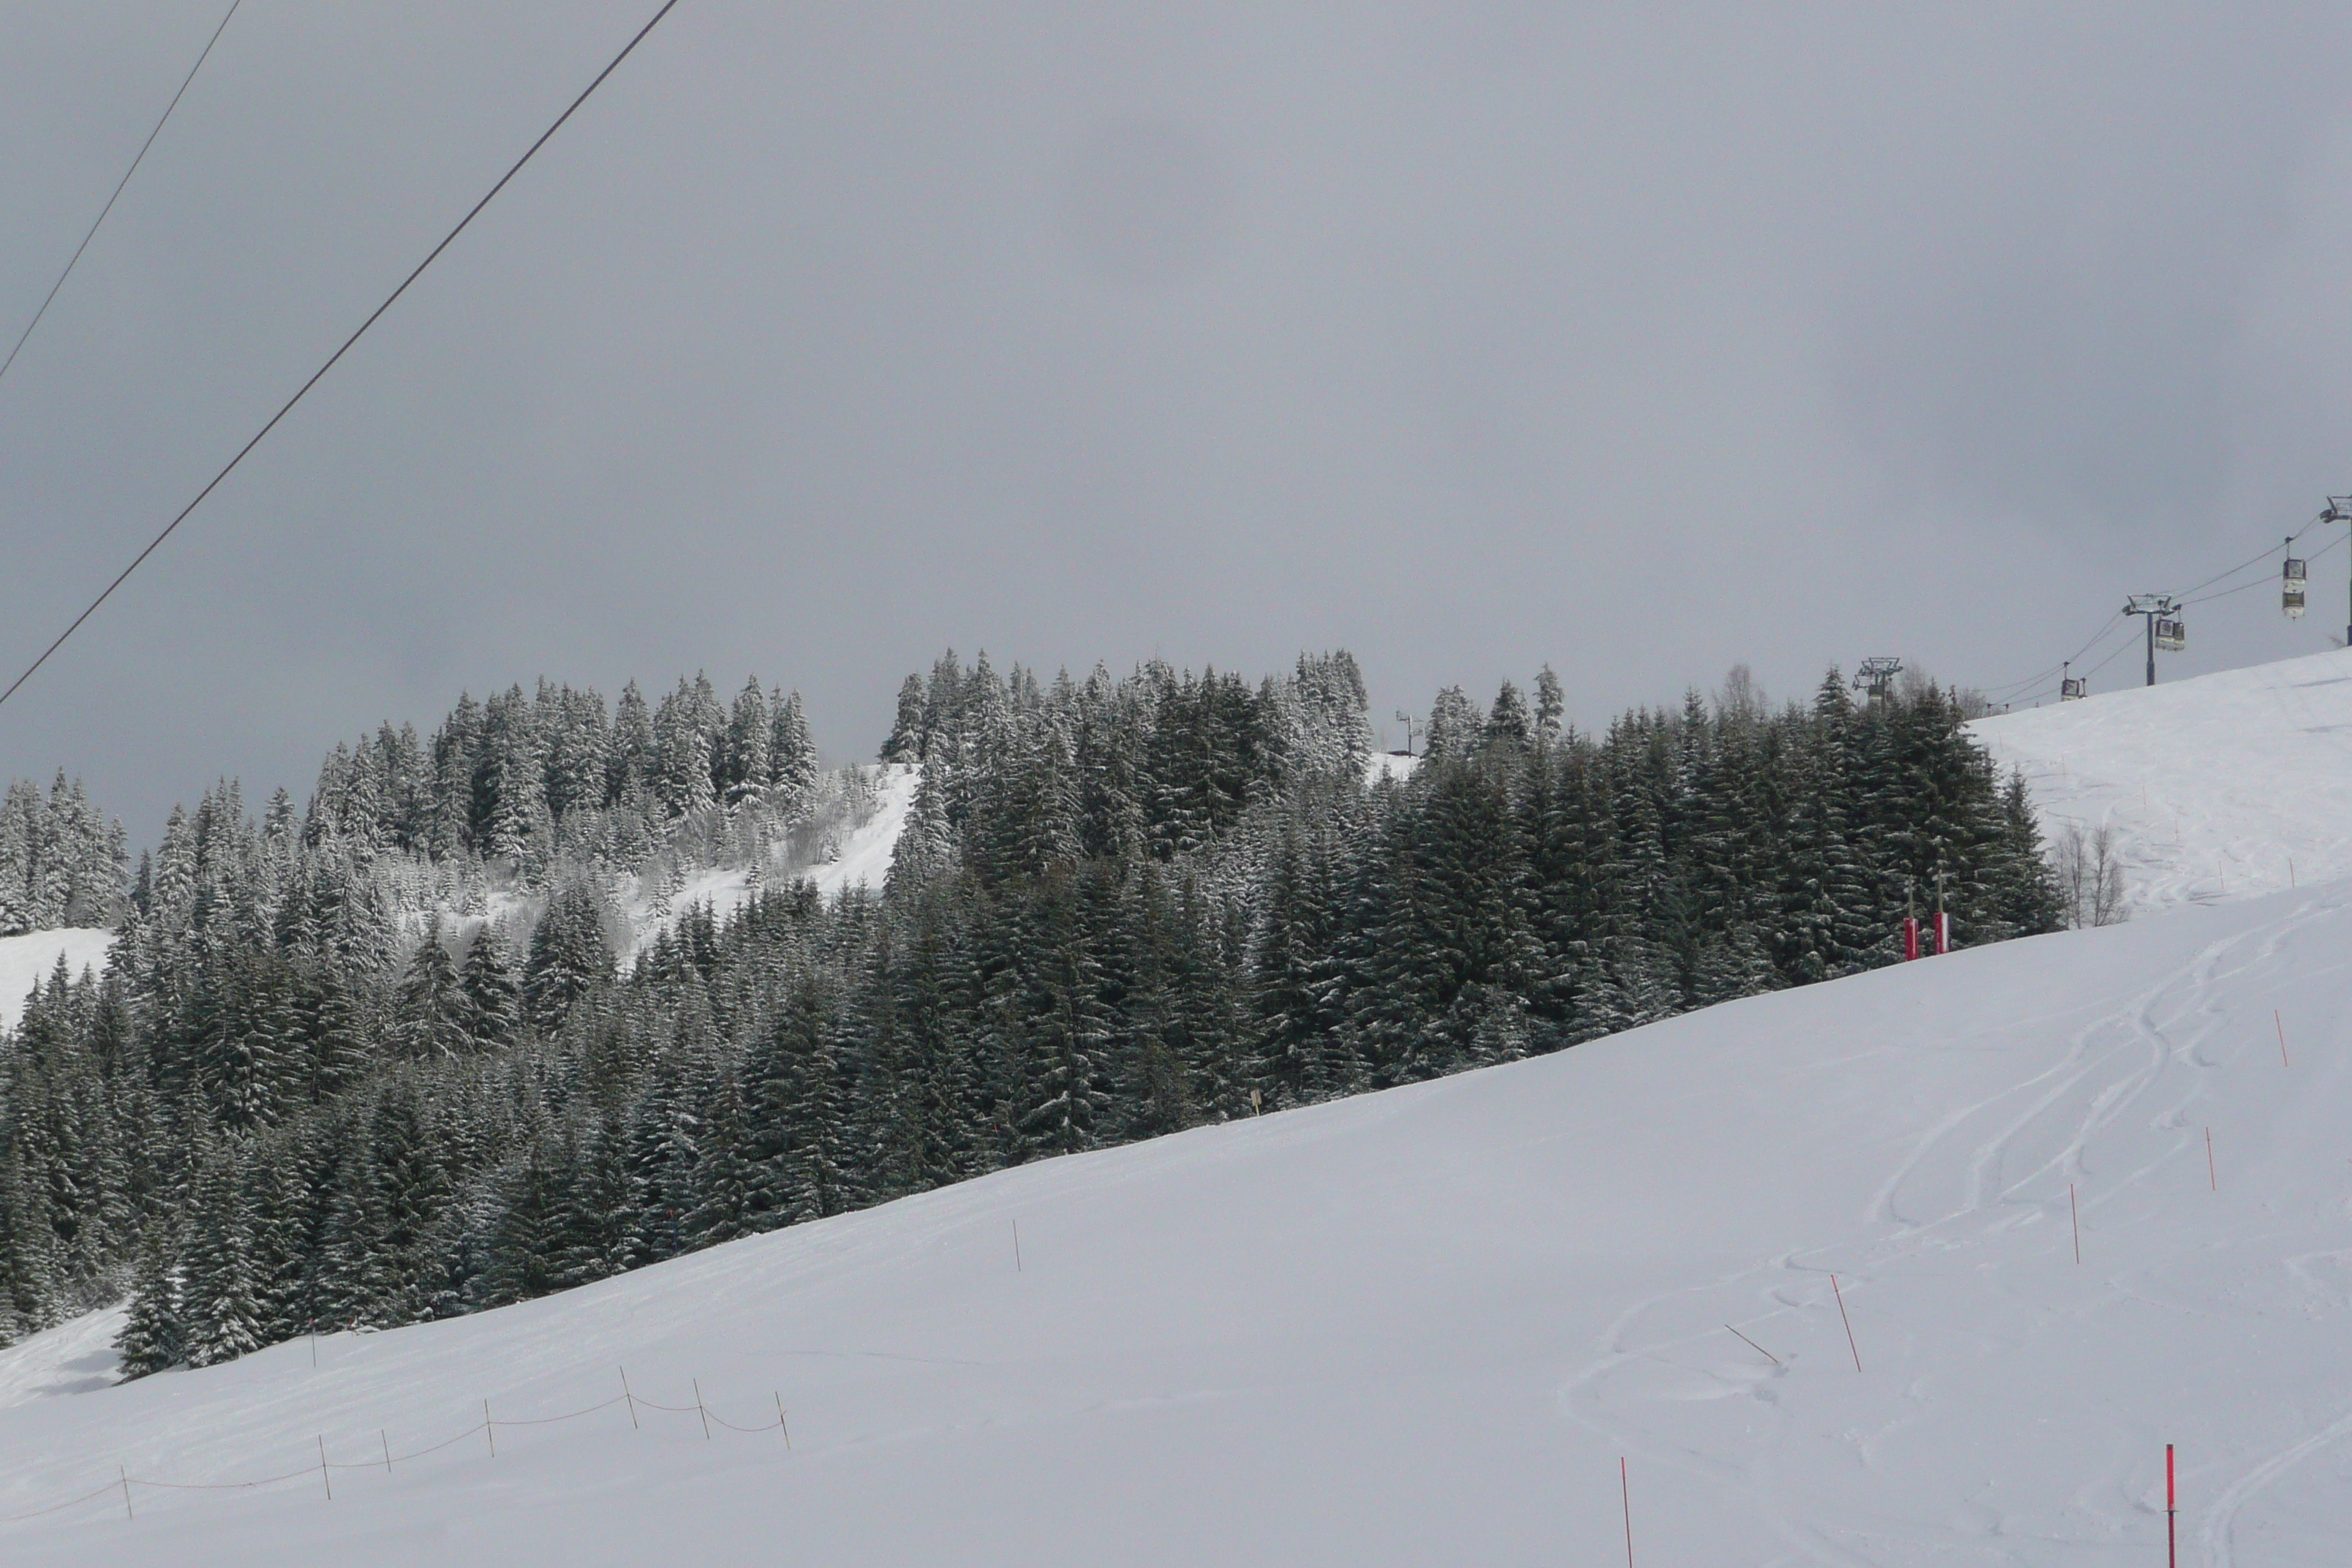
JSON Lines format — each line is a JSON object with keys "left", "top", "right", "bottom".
{"left": 0, "top": 0, "right": 682, "bottom": 716}
{"left": 0, "top": 0, "right": 243, "bottom": 393}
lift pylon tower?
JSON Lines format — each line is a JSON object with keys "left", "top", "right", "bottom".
{"left": 1853, "top": 657, "right": 1903, "bottom": 704}
{"left": 2323, "top": 496, "right": 2352, "bottom": 646}
{"left": 2122, "top": 595, "right": 2182, "bottom": 687}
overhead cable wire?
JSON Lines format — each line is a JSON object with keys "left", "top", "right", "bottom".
{"left": 2168, "top": 516, "right": 2326, "bottom": 602}
{"left": 2077, "top": 633, "right": 2142, "bottom": 683}
{"left": 0, "top": 0, "right": 682, "bottom": 716}
{"left": 2187, "top": 527, "right": 2348, "bottom": 606}
{"left": 1983, "top": 610, "right": 2128, "bottom": 698}
{"left": 1986, "top": 513, "right": 2337, "bottom": 700}
{"left": 1998, "top": 529, "right": 2351, "bottom": 706}
{"left": 0, "top": 0, "right": 242, "bottom": 393}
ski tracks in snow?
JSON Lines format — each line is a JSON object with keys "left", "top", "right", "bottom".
{"left": 1561, "top": 889, "right": 2352, "bottom": 1561}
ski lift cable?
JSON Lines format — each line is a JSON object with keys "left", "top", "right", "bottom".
{"left": 1994, "top": 613, "right": 2138, "bottom": 697}
{"left": 2168, "top": 516, "right": 2326, "bottom": 601}
{"left": 0, "top": 0, "right": 683, "bottom": 717}
{"left": 1986, "top": 516, "right": 2334, "bottom": 698}
{"left": 1983, "top": 611, "right": 2127, "bottom": 698}
{"left": 2183, "top": 527, "right": 2348, "bottom": 606}
{"left": 2078, "top": 632, "right": 2146, "bottom": 683}
{"left": 0, "top": 0, "right": 243, "bottom": 394}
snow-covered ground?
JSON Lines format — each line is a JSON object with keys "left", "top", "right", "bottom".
{"left": 11, "top": 660, "right": 2352, "bottom": 1564}
{"left": 4, "top": 878, "right": 2350, "bottom": 1559}
{"left": 0, "top": 928, "right": 114, "bottom": 1032}
{"left": 1971, "top": 647, "right": 2352, "bottom": 916}
{"left": 0, "top": 1310, "right": 124, "bottom": 1412}
{"left": 803, "top": 762, "right": 917, "bottom": 898}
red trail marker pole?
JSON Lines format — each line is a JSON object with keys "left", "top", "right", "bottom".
{"left": 2166, "top": 1443, "right": 2177, "bottom": 1568}
{"left": 1619, "top": 1457, "right": 1634, "bottom": 1568}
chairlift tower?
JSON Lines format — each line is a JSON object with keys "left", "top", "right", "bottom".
{"left": 1392, "top": 709, "right": 1417, "bottom": 758}
{"left": 2122, "top": 595, "right": 2183, "bottom": 687}
{"left": 2321, "top": 496, "right": 2352, "bottom": 645}
{"left": 1854, "top": 657, "right": 1903, "bottom": 704}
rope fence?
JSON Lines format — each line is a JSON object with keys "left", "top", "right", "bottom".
{"left": 0, "top": 1370, "right": 790, "bottom": 1529}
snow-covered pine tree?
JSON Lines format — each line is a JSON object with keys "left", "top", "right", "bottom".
{"left": 181, "top": 1142, "right": 265, "bottom": 1368}
{"left": 114, "top": 1230, "right": 185, "bottom": 1380}
{"left": 524, "top": 883, "right": 614, "bottom": 1031}
{"left": 769, "top": 690, "right": 818, "bottom": 812}
{"left": 394, "top": 915, "right": 470, "bottom": 1060}
{"left": 459, "top": 923, "right": 525, "bottom": 1051}
{"left": 1534, "top": 665, "right": 1565, "bottom": 742}
{"left": 1423, "top": 684, "right": 1486, "bottom": 761}
{"left": 881, "top": 675, "right": 926, "bottom": 764}
{"left": 721, "top": 678, "right": 772, "bottom": 807}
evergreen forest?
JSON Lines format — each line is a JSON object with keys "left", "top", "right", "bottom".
{"left": 0, "top": 653, "right": 2062, "bottom": 1373}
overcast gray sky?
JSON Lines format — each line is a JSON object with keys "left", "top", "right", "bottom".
{"left": 6, "top": 1, "right": 2352, "bottom": 837}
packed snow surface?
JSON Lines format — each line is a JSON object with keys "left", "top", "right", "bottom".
{"left": 7, "top": 876, "right": 2352, "bottom": 1562}
{"left": 1970, "top": 647, "right": 2352, "bottom": 916}
{"left": 0, "top": 928, "right": 113, "bottom": 1032}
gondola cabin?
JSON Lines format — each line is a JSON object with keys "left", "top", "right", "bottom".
{"left": 2284, "top": 552, "right": 2308, "bottom": 619}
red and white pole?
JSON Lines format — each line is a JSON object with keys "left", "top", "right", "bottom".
{"left": 1902, "top": 916, "right": 1921, "bottom": 962}
{"left": 1934, "top": 911, "right": 1950, "bottom": 955}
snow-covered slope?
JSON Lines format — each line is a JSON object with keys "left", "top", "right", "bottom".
{"left": 0, "top": 928, "right": 114, "bottom": 1031}
{"left": 7, "top": 875, "right": 2352, "bottom": 1563}
{"left": 621, "top": 764, "right": 918, "bottom": 957}
{"left": 1970, "top": 647, "right": 2352, "bottom": 916}
{"left": 804, "top": 761, "right": 917, "bottom": 898}
{"left": 0, "top": 1311, "right": 124, "bottom": 1412}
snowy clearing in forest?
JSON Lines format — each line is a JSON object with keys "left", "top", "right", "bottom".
{"left": 618, "top": 764, "right": 917, "bottom": 957}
